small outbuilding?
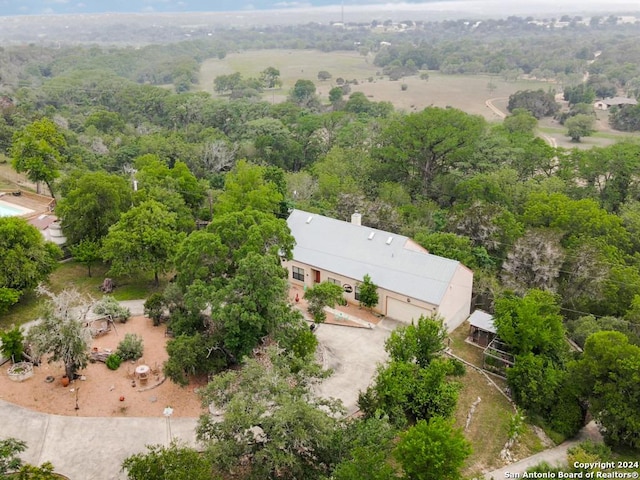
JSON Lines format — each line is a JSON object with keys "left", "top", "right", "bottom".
{"left": 468, "top": 310, "right": 496, "bottom": 348}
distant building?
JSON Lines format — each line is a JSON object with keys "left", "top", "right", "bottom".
{"left": 594, "top": 97, "right": 638, "bottom": 110}
{"left": 284, "top": 209, "right": 473, "bottom": 331}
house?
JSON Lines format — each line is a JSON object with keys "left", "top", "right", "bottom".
{"left": 468, "top": 310, "right": 496, "bottom": 348}
{"left": 594, "top": 97, "right": 638, "bottom": 110}
{"left": 284, "top": 209, "right": 473, "bottom": 331}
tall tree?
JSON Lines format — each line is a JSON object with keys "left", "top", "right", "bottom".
{"left": 214, "top": 160, "right": 283, "bottom": 216}
{"left": 493, "top": 290, "right": 568, "bottom": 362}
{"left": 10, "top": 118, "right": 67, "bottom": 197}
{"left": 102, "top": 200, "right": 182, "bottom": 285}
{"left": 56, "top": 171, "right": 132, "bottom": 245}
{"left": 26, "top": 288, "right": 92, "bottom": 379}
{"left": 0, "top": 217, "right": 61, "bottom": 312}
{"left": 571, "top": 331, "right": 640, "bottom": 449}
{"left": 197, "top": 349, "right": 343, "bottom": 480}
{"left": 393, "top": 416, "right": 471, "bottom": 480}
{"left": 373, "top": 107, "right": 485, "bottom": 197}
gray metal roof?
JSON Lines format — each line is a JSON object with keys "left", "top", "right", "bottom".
{"left": 287, "top": 209, "right": 462, "bottom": 305}
{"left": 468, "top": 310, "right": 496, "bottom": 333}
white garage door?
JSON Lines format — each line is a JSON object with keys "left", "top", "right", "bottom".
{"left": 386, "top": 297, "right": 429, "bottom": 323}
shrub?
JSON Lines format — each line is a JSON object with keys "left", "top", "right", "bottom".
{"left": 106, "top": 353, "right": 122, "bottom": 370}
{"left": 116, "top": 334, "right": 144, "bottom": 361}
{"left": 93, "top": 296, "right": 130, "bottom": 323}
{"left": 401, "top": 83, "right": 408, "bottom": 91}
{"left": 0, "top": 326, "right": 24, "bottom": 362}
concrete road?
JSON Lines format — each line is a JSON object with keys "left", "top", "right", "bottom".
{"left": 312, "top": 317, "right": 401, "bottom": 414}
{"left": 0, "top": 399, "right": 198, "bottom": 480}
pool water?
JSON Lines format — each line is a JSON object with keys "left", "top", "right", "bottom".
{"left": 0, "top": 201, "right": 32, "bottom": 217}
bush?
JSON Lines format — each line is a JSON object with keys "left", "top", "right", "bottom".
{"left": 93, "top": 296, "right": 131, "bottom": 323}
{"left": 106, "top": 353, "right": 122, "bottom": 370}
{"left": 116, "top": 333, "right": 144, "bottom": 361}
{"left": 0, "top": 326, "right": 24, "bottom": 362}
{"left": 401, "top": 83, "right": 408, "bottom": 91}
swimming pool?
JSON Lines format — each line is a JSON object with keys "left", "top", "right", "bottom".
{"left": 0, "top": 199, "right": 34, "bottom": 217}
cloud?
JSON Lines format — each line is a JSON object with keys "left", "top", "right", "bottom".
{"left": 274, "top": 1, "right": 312, "bottom": 7}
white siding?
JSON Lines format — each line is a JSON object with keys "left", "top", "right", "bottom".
{"left": 386, "top": 297, "right": 430, "bottom": 323}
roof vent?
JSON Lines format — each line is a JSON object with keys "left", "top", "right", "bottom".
{"left": 368, "top": 232, "right": 375, "bottom": 240}
{"left": 306, "top": 216, "right": 313, "bottom": 224}
{"left": 386, "top": 236, "right": 393, "bottom": 245}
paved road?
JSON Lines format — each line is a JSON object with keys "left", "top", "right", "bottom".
{"left": 0, "top": 398, "right": 198, "bottom": 480}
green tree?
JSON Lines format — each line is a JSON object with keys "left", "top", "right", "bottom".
{"left": 0, "top": 438, "right": 58, "bottom": 479}
{"left": 359, "top": 358, "right": 461, "bottom": 426}
{"left": 197, "top": 349, "right": 343, "bottom": 480}
{"left": 304, "top": 281, "right": 344, "bottom": 323}
{"left": 503, "top": 108, "right": 538, "bottom": 136}
{"left": 565, "top": 114, "right": 595, "bottom": 142}
{"left": 385, "top": 315, "right": 447, "bottom": 368}
{"left": 214, "top": 160, "right": 283, "bottom": 216}
{"left": 0, "top": 438, "right": 26, "bottom": 475}
{"left": 56, "top": 171, "right": 132, "bottom": 245}
{"left": 571, "top": 331, "right": 640, "bottom": 449}
{"left": 359, "top": 274, "right": 379, "bottom": 309}
{"left": 102, "top": 200, "right": 181, "bottom": 285}
{"left": 260, "top": 66, "right": 281, "bottom": 89}
{"left": 493, "top": 290, "right": 568, "bottom": 361}
{"left": 0, "top": 217, "right": 61, "bottom": 313}
{"left": 10, "top": 118, "right": 67, "bottom": 197}
{"left": 0, "top": 326, "right": 25, "bottom": 363}
{"left": 413, "top": 231, "right": 493, "bottom": 270}
{"left": 331, "top": 418, "right": 398, "bottom": 480}
{"left": 393, "top": 416, "right": 471, "bottom": 480}
{"left": 122, "top": 441, "right": 214, "bottom": 480}
{"left": 507, "top": 90, "right": 560, "bottom": 119}
{"left": 69, "top": 239, "right": 102, "bottom": 277}
{"left": 174, "top": 209, "right": 294, "bottom": 290}
{"left": 373, "top": 107, "right": 485, "bottom": 197}
{"left": 26, "top": 288, "right": 92, "bottom": 379}
{"left": 210, "top": 253, "right": 300, "bottom": 359}
{"left": 289, "top": 79, "right": 319, "bottom": 109}
{"left": 317, "top": 70, "right": 332, "bottom": 81}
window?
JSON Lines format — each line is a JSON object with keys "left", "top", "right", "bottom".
{"left": 354, "top": 284, "right": 361, "bottom": 301}
{"left": 327, "top": 277, "right": 340, "bottom": 286}
{"left": 292, "top": 266, "right": 304, "bottom": 281}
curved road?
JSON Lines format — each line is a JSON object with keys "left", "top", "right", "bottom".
{"left": 486, "top": 97, "right": 558, "bottom": 148}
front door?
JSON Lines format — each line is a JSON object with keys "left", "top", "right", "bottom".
{"left": 312, "top": 269, "right": 321, "bottom": 284}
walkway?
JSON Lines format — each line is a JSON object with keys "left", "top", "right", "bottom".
{"left": 483, "top": 422, "right": 603, "bottom": 479}
{"left": 0, "top": 398, "right": 198, "bottom": 480}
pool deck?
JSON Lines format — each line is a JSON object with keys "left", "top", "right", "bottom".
{"left": 0, "top": 190, "right": 55, "bottom": 218}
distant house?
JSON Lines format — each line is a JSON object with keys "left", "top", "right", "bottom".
{"left": 284, "top": 209, "right": 473, "bottom": 331}
{"left": 594, "top": 97, "right": 638, "bottom": 110}
{"left": 468, "top": 310, "right": 496, "bottom": 348}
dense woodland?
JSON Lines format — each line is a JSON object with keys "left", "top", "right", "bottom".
{"left": 2, "top": 13, "right": 640, "bottom": 479}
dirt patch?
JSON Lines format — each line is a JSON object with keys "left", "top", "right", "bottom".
{"left": 0, "top": 316, "right": 205, "bottom": 418}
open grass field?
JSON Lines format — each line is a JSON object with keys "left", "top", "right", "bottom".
{"left": 199, "top": 49, "right": 551, "bottom": 120}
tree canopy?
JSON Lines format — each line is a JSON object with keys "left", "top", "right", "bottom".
{"left": 0, "top": 217, "right": 61, "bottom": 313}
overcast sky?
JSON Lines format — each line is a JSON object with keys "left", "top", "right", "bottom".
{"left": 0, "top": 0, "right": 638, "bottom": 16}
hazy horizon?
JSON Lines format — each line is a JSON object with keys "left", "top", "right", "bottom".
{"left": 1, "top": 0, "right": 639, "bottom": 18}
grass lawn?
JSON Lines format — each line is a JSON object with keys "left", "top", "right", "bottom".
{"left": 449, "top": 323, "right": 545, "bottom": 476}
{"left": 0, "top": 261, "right": 165, "bottom": 330}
